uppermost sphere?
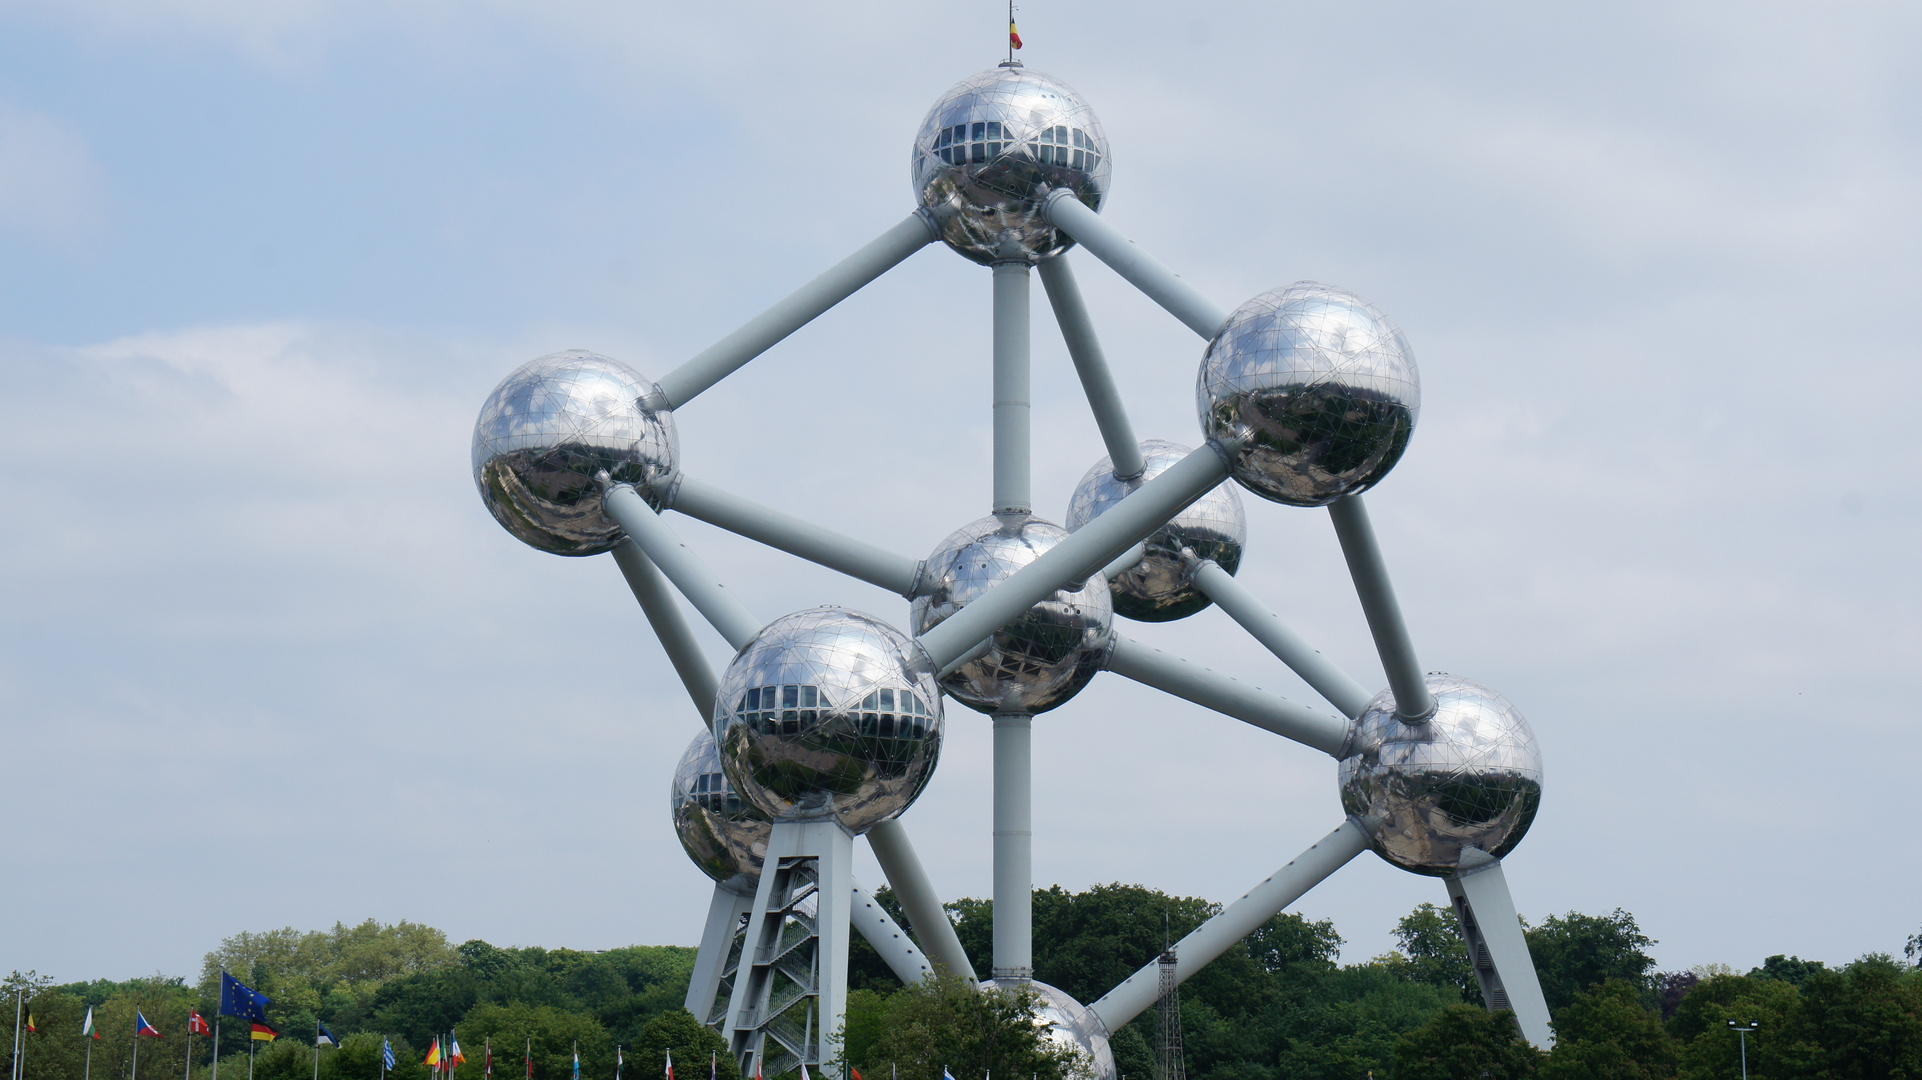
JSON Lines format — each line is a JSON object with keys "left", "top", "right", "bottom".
{"left": 913, "top": 67, "right": 1109, "bottom": 265}
{"left": 1197, "top": 284, "right": 1418, "bottom": 507}
{"left": 472, "top": 350, "right": 678, "bottom": 556}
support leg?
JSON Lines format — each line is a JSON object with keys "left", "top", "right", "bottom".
{"left": 686, "top": 885, "right": 754, "bottom": 1024}
{"left": 1446, "top": 849, "right": 1553, "bottom": 1048}
{"left": 850, "top": 880, "right": 934, "bottom": 986}
{"left": 865, "top": 820, "right": 978, "bottom": 980}
{"left": 1087, "top": 819, "right": 1370, "bottom": 1032}
{"left": 992, "top": 713, "right": 1033, "bottom": 979}
{"left": 724, "top": 820, "right": 855, "bottom": 1079}
{"left": 993, "top": 258, "right": 1032, "bottom": 516}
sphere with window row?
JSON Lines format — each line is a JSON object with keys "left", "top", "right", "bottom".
{"left": 912, "top": 66, "right": 1110, "bottom": 265}
{"left": 670, "top": 727, "right": 770, "bottom": 897}
{"left": 714, "top": 607, "right": 944, "bottom": 833}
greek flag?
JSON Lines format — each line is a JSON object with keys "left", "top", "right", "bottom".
{"left": 383, "top": 1039, "right": 398, "bottom": 1071}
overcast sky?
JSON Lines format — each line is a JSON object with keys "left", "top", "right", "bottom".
{"left": 1, "top": 0, "right": 1918, "bottom": 989}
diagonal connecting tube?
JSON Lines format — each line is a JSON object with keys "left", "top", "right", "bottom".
{"left": 667, "top": 476, "right": 921, "bottom": 596}
{"left": 917, "top": 446, "right": 1232, "bottom": 672}
{"left": 1327, "top": 495, "right": 1433, "bottom": 719}
{"left": 866, "top": 819, "right": 978, "bottom": 980}
{"left": 1041, "top": 189, "right": 1230, "bottom": 340}
{"left": 602, "top": 483, "right": 763, "bottom": 651}
{"left": 653, "top": 211, "right": 940, "bottom": 409}
{"left": 1087, "top": 818, "right": 1371, "bottom": 1031}
{"left": 1037, "top": 254, "right": 1145, "bottom": 481}
{"left": 1185, "top": 559, "right": 1374, "bottom": 719}
{"left": 610, "top": 539, "right": 722, "bottom": 720}
{"left": 1105, "top": 636, "right": 1350, "bottom": 756}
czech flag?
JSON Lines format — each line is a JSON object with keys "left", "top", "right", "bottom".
{"left": 251, "top": 1024, "right": 279, "bottom": 1043}
{"left": 190, "top": 1012, "right": 213, "bottom": 1037}
{"left": 136, "top": 1013, "right": 165, "bottom": 1038}
{"left": 1009, "top": 19, "right": 1022, "bottom": 50}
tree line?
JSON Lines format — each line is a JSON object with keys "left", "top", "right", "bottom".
{"left": 3, "top": 893, "right": 1918, "bottom": 1080}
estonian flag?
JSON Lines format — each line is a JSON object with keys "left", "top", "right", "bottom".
{"left": 317, "top": 1024, "right": 338, "bottom": 1048}
{"left": 136, "top": 1013, "right": 165, "bottom": 1039}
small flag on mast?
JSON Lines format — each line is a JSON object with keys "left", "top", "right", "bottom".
{"left": 81, "top": 1008, "right": 93, "bottom": 1037}
{"left": 190, "top": 1013, "right": 212, "bottom": 1037}
{"left": 24, "top": 1012, "right": 35, "bottom": 1035}
{"left": 383, "top": 1040, "right": 398, "bottom": 1071}
{"left": 136, "top": 1013, "right": 165, "bottom": 1038}
{"left": 452, "top": 1038, "right": 467, "bottom": 1069}
{"left": 251, "top": 1024, "right": 278, "bottom": 1043}
{"left": 486, "top": 1039, "right": 494, "bottom": 1077}
{"left": 572, "top": 1046, "right": 580, "bottom": 1080}
{"left": 663, "top": 1048, "right": 671, "bottom": 1080}
{"left": 526, "top": 1039, "right": 533, "bottom": 1080}
{"left": 426, "top": 1038, "right": 443, "bottom": 1068}
{"left": 1009, "top": 17, "right": 1022, "bottom": 50}
{"left": 219, "top": 974, "right": 271, "bottom": 1023}
{"left": 317, "top": 1024, "right": 338, "bottom": 1048}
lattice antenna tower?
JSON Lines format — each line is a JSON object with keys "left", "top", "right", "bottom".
{"left": 470, "top": 53, "right": 1561, "bottom": 1080}
{"left": 1155, "top": 914, "right": 1185, "bottom": 1080}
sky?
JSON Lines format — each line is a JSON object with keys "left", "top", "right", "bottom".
{"left": 1, "top": 0, "right": 1919, "bottom": 989}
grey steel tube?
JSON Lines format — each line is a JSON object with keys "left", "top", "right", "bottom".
{"left": 917, "top": 446, "right": 1231, "bottom": 671}
{"left": 1327, "top": 495, "right": 1434, "bottom": 720}
{"left": 668, "top": 475, "right": 921, "bottom": 596}
{"left": 1100, "top": 542, "right": 1147, "bottom": 582}
{"left": 993, "top": 259, "right": 1032, "bottom": 515}
{"left": 1087, "top": 818, "right": 1370, "bottom": 1031}
{"left": 1041, "top": 190, "right": 1230, "bottom": 340}
{"left": 866, "top": 819, "right": 978, "bottom": 980}
{"left": 603, "top": 484, "right": 763, "bottom": 652}
{"left": 992, "top": 714, "right": 1034, "bottom": 979}
{"left": 1187, "top": 560, "right": 1374, "bottom": 719}
{"left": 1037, "top": 254, "right": 1145, "bottom": 479}
{"left": 654, "top": 212, "right": 939, "bottom": 409}
{"left": 1105, "top": 636, "right": 1350, "bottom": 756}
{"left": 851, "top": 880, "right": 935, "bottom": 986}
{"left": 610, "top": 538, "right": 722, "bottom": 720}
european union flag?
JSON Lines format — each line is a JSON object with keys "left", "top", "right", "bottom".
{"left": 219, "top": 972, "right": 271, "bottom": 1023}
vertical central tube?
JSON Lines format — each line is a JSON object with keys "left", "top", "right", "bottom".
{"left": 992, "top": 259, "right": 1032, "bottom": 516}
{"left": 992, "top": 712, "right": 1034, "bottom": 979}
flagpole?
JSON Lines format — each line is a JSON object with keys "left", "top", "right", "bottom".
{"left": 212, "top": 1020, "right": 221, "bottom": 1080}
{"left": 184, "top": 1029, "right": 192, "bottom": 1080}
{"left": 132, "top": 1023, "right": 141, "bottom": 1080}
{"left": 84, "top": 1027, "right": 93, "bottom": 1080}
{"left": 10, "top": 987, "right": 20, "bottom": 1080}
{"left": 311, "top": 1023, "right": 319, "bottom": 1080}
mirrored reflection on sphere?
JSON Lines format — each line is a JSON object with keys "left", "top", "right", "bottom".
{"left": 472, "top": 349, "right": 678, "bottom": 555}
{"left": 977, "top": 979, "right": 1116, "bottom": 1080}
{"left": 911, "top": 515, "right": 1114, "bottom": 715}
{"left": 912, "top": 67, "right": 1109, "bottom": 265}
{"left": 1197, "top": 283, "right": 1418, "bottom": 507}
{"left": 714, "top": 607, "right": 944, "bottom": 835}
{"left": 671, "top": 727, "right": 770, "bottom": 897}
{"left": 1066, "top": 439, "right": 1246, "bottom": 622}
{"left": 1338, "top": 673, "right": 1542, "bottom": 876}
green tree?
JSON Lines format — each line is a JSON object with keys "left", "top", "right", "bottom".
{"left": 199, "top": 921, "right": 457, "bottom": 1027}
{"left": 837, "top": 974, "right": 1086, "bottom": 1080}
{"left": 1263, "top": 963, "right": 1455, "bottom": 1080}
{"left": 1379, "top": 904, "right": 1479, "bottom": 1005}
{"left": 1666, "top": 973, "right": 1802, "bottom": 1080}
{"left": 627, "top": 1010, "right": 737, "bottom": 1080}
{"left": 1525, "top": 910, "right": 1657, "bottom": 1015}
{"left": 1392, "top": 1004, "right": 1542, "bottom": 1080}
{"left": 1746, "top": 955, "right": 1826, "bottom": 988}
{"left": 455, "top": 1002, "right": 613, "bottom": 1080}
{"left": 1780, "top": 954, "right": 1922, "bottom": 1079}
{"left": 1540, "top": 980, "right": 1677, "bottom": 1080}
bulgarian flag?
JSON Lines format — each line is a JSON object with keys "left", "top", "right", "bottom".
{"left": 81, "top": 1007, "right": 96, "bottom": 1039}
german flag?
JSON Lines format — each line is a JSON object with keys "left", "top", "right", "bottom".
{"left": 250, "top": 1024, "right": 278, "bottom": 1042}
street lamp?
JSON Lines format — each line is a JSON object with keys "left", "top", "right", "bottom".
{"left": 1727, "top": 1019, "right": 1760, "bottom": 1080}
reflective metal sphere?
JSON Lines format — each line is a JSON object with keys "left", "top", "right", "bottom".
{"left": 1197, "top": 283, "right": 1418, "bottom": 507}
{"left": 671, "top": 728, "right": 770, "bottom": 897}
{"left": 1338, "top": 674, "right": 1543, "bottom": 876}
{"left": 913, "top": 67, "right": 1109, "bottom": 265}
{"left": 714, "top": 607, "right": 944, "bottom": 834}
{"left": 1065, "top": 439, "right": 1247, "bottom": 622}
{"left": 978, "top": 979, "right": 1115, "bottom": 1080}
{"left": 472, "top": 350, "right": 678, "bottom": 556}
{"left": 911, "top": 515, "right": 1114, "bottom": 715}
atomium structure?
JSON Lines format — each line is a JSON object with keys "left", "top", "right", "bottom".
{"left": 473, "top": 59, "right": 1553, "bottom": 1080}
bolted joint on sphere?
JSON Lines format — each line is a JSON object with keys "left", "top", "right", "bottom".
{"left": 1066, "top": 439, "right": 1247, "bottom": 622}
{"left": 977, "top": 979, "right": 1116, "bottom": 1080}
{"left": 1338, "top": 673, "right": 1543, "bottom": 876}
{"left": 670, "top": 727, "right": 771, "bottom": 897}
{"left": 714, "top": 607, "right": 944, "bottom": 834}
{"left": 911, "top": 515, "right": 1114, "bottom": 715}
{"left": 1197, "top": 283, "right": 1419, "bottom": 507}
{"left": 912, "top": 67, "right": 1110, "bottom": 266}
{"left": 472, "top": 349, "right": 679, "bottom": 556}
